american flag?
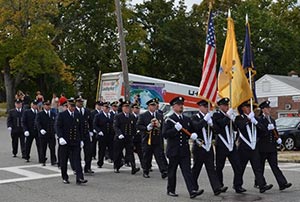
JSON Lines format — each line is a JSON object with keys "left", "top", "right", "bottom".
{"left": 198, "top": 10, "right": 217, "bottom": 104}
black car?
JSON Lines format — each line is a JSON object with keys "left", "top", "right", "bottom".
{"left": 276, "top": 117, "right": 300, "bottom": 151}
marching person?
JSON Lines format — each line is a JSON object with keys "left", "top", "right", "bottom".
{"left": 91, "top": 101, "right": 103, "bottom": 160}
{"left": 55, "top": 98, "right": 87, "bottom": 185}
{"left": 162, "top": 96, "right": 203, "bottom": 199}
{"left": 7, "top": 99, "right": 26, "bottom": 158}
{"left": 235, "top": 100, "right": 273, "bottom": 193}
{"left": 22, "top": 100, "right": 41, "bottom": 163}
{"left": 131, "top": 103, "right": 144, "bottom": 170}
{"left": 255, "top": 100, "right": 292, "bottom": 190}
{"left": 213, "top": 98, "right": 245, "bottom": 193}
{"left": 75, "top": 97, "right": 94, "bottom": 174}
{"left": 93, "top": 102, "right": 114, "bottom": 168}
{"left": 113, "top": 100, "right": 140, "bottom": 174}
{"left": 191, "top": 100, "right": 227, "bottom": 196}
{"left": 35, "top": 100, "right": 57, "bottom": 166}
{"left": 56, "top": 101, "right": 68, "bottom": 168}
{"left": 137, "top": 98, "right": 167, "bottom": 179}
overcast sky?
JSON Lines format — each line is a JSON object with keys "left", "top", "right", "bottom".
{"left": 130, "top": 0, "right": 202, "bottom": 10}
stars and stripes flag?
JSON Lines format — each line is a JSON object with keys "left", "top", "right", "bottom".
{"left": 198, "top": 10, "right": 217, "bottom": 105}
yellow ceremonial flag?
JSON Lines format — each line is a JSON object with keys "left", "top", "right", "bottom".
{"left": 218, "top": 17, "right": 253, "bottom": 109}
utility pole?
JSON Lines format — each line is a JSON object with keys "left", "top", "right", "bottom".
{"left": 115, "top": 0, "right": 130, "bottom": 101}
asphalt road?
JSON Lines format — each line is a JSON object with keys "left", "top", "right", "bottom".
{"left": 0, "top": 117, "right": 299, "bottom": 202}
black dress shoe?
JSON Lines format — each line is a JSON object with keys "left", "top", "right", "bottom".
{"left": 76, "top": 179, "right": 88, "bottom": 185}
{"left": 84, "top": 170, "right": 95, "bottom": 174}
{"left": 190, "top": 189, "right": 204, "bottom": 199}
{"left": 42, "top": 163, "right": 46, "bottom": 166}
{"left": 63, "top": 179, "right": 70, "bottom": 184}
{"left": 221, "top": 186, "right": 228, "bottom": 193}
{"left": 214, "top": 189, "right": 222, "bottom": 196}
{"left": 167, "top": 191, "right": 178, "bottom": 197}
{"left": 279, "top": 183, "right": 292, "bottom": 190}
{"left": 51, "top": 162, "right": 57, "bottom": 166}
{"left": 12, "top": 154, "right": 17, "bottom": 158}
{"left": 254, "top": 184, "right": 259, "bottom": 189}
{"left": 114, "top": 169, "right": 120, "bottom": 173}
{"left": 260, "top": 184, "right": 273, "bottom": 193}
{"left": 143, "top": 173, "right": 150, "bottom": 178}
{"left": 235, "top": 187, "right": 247, "bottom": 193}
{"left": 131, "top": 167, "right": 140, "bottom": 175}
{"left": 25, "top": 159, "right": 30, "bottom": 163}
{"left": 161, "top": 172, "right": 167, "bottom": 179}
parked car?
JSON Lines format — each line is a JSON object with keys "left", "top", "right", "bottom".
{"left": 276, "top": 117, "right": 300, "bottom": 151}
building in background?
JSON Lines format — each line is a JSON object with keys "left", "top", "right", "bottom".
{"left": 256, "top": 74, "right": 300, "bottom": 118}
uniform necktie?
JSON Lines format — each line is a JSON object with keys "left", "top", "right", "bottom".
{"left": 81, "top": 108, "right": 84, "bottom": 116}
{"left": 48, "top": 111, "right": 50, "bottom": 118}
{"left": 71, "top": 112, "right": 74, "bottom": 118}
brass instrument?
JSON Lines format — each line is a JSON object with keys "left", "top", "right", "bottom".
{"left": 147, "top": 118, "right": 161, "bottom": 145}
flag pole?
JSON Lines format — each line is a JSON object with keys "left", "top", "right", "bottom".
{"left": 207, "top": 2, "right": 212, "bottom": 139}
{"left": 246, "top": 14, "right": 255, "bottom": 143}
{"left": 228, "top": 9, "right": 234, "bottom": 142}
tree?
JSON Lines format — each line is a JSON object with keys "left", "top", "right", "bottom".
{"left": 0, "top": 0, "right": 73, "bottom": 110}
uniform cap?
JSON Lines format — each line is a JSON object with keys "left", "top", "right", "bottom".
{"left": 146, "top": 98, "right": 157, "bottom": 105}
{"left": 170, "top": 96, "right": 184, "bottom": 106}
{"left": 217, "top": 98, "right": 230, "bottom": 106}
{"left": 197, "top": 100, "right": 208, "bottom": 107}
{"left": 259, "top": 100, "right": 271, "bottom": 109}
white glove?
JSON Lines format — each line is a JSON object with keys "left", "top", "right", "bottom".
{"left": 207, "top": 118, "right": 213, "bottom": 126}
{"left": 24, "top": 131, "right": 30, "bottom": 137}
{"left": 93, "top": 129, "right": 97, "bottom": 133}
{"left": 118, "top": 134, "right": 125, "bottom": 139}
{"left": 80, "top": 141, "right": 84, "bottom": 148}
{"left": 247, "top": 111, "right": 255, "bottom": 119}
{"left": 190, "top": 133, "right": 198, "bottom": 140}
{"left": 267, "top": 124, "right": 275, "bottom": 130}
{"left": 89, "top": 132, "right": 93, "bottom": 137}
{"left": 7, "top": 127, "right": 12, "bottom": 131}
{"left": 40, "top": 129, "right": 47, "bottom": 135}
{"left": 250, "top": 117, "right": 258, "bottom": 125}
{"left": 147, "top": 123, "right": 153, "bottom": 131}
{"left": 226, "top": 108, "right": 234, "bottom": 118}
{"left": 98, "top": 131, "right": 104, "bottom": 136}
{"left": 204, "top": 112, "right": 211, "bottom": 122}
{"left": 276, "top": 138, "right": 282, "bottom": 145}
{"left": 174, "top": 122, "right": 182, "bottom": 131}
{"left": 59, "top": 137, "right": 67, "bottom": 145}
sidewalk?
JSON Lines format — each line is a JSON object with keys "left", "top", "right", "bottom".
{"left": 278, "top": 151, "right": 300, "bottom": 163}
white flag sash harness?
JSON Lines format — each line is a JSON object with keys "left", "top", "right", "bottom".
{"left": 197, "top": 113, "right": 212, "bottom": 152}
{"left": 239, "top": 120, "right": 257, "bottom": 150}
{"left": 218, "top": 125, "right": 235, "bottom": 151}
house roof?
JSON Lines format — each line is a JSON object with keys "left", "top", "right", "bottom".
{"left": 267, "top": 74, "right": 300, "bottom": 90}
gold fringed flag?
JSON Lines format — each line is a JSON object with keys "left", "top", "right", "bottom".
{"left": 218, "top": 13, "right": 253, "bottom": 108}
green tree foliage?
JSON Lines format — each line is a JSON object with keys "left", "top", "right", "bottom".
{"left": 0, "top": 0, "right": 73, "bottom": 109}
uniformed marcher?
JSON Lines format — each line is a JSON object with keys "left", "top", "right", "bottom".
{"left": 75, "top": 97, "right": 94, "bottom": 174}
{"left": 93, "top": 102, "right": 114, "bottom": 168}
{"left": 213, "top": 98, "right": 245, "bottom": 193}
{"left": 55, "top": 98, "right": 87, "bottom": 184}
{"left": 235, "top": 100, "right": 273, "bottom": 193}
{"left": 255, "top": 100, "right": 292, "bottom": 190}
{"left": 162, "top": 96, "right": 204, "bottom": 199}
{"left": 56, "top": 101, "right": 68, "bottom": 168}
{"left": 131, "top": 103, "right": 144, "bottom": 170}
{"left": 113, "top": 100, "right": 140, "bottom": 174}
{"left": 7, "top": 99, "right": 26, "bottom": 158}
{"left": 36, "top": 100, "right": 57, "bottom": 166}
{"left": 91, "top": 101, "right": 103, "bottom": 160}
{"left": 137, "top": 98, "right": 167, "bottom": 179}
{"left": 22, "top": 100, "right": 41, "bottom": 163}
{"left": 191, "top": 100, "right": 227, "bottom": 196}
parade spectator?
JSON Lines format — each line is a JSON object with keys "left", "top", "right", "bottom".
{"left": 35, "top": 91, "right": 44, "bottom": 111}
{"left": 51, "top": 93, "right": 59, "bottom": 114}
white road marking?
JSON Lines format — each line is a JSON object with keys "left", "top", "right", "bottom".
{"left": 0, "top": 160, "right": 298, "bottom": 185}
